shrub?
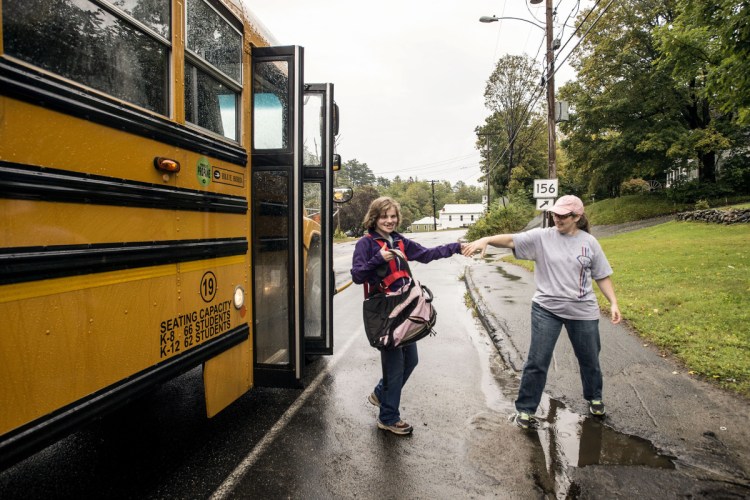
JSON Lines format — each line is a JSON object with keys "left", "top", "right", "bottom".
{"left": 694, "top": 199, "right": 710, "bottom": 210}
{"left": 666, "top": 179, "right": 733, "bottom": 204}
{"left": 465, "top": 198, "right": 534, "bottom": 240}
{"left": 621, "top": 178, "right": 650, "bottom": 195}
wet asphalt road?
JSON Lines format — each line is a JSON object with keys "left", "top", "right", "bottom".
{"left": 2, "top": 228, "right": 749, "bottom": 498}
{"left": 1, "top": 230, "right": 540, "bottom": 498}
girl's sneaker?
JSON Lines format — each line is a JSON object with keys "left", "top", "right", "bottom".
{"left": 377, "top": 419, "right": 413, "bottom": 435}
{"left": 368, "top": 392, "right": 380, "bottom": 408}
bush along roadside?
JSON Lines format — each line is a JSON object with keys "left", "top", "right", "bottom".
{"left": 676, "top": 208, "right": 750, "bottom": 224}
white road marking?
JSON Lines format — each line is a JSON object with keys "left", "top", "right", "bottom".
{"left": 210, "top": 312, "right": 361, "bottom": 499}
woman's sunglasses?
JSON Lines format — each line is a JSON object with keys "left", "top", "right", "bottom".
{"left": 552, "top": 212, "right": 575, "bottom": 219}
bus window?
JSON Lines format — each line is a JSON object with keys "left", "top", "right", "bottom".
{"left": 109, "top": 0, "right": 171, "bottom": 38}
{"left": 185, "top": 0, "right": 241, "bottom": 140}
{"left": 303, "top": 92, "right": 324, "bottom": 167}
{"left": 253, "top": 171, "right": 291, "bottom": 365}
{"left": 186, "top": 0, "right": 242, "bottom": 81}
{"left": 303, "top": 182, "right": 323, "bottom": 339}
{"left": 253, "top": 62, "right": 289, "bottom": 150}
{"left": 2, "top": 0, "right": 170, "bottom": 115}
{"left": 185, "top": 64, "right": 238, "bottom": 140}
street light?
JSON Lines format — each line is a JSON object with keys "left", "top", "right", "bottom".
{"left": 478, "top": 15, "right": 544, "bottom": 31}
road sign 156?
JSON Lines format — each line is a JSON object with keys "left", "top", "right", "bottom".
{"left": 533, "top": 179, "right": 558, "bottom": 199}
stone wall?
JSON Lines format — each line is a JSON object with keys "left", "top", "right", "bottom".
{"left": 676, "top": 208, "right": 750, "bottom": 224}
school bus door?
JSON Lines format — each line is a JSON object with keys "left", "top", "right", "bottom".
{"left": 302, "top": 83, "right": 337, "bottom": 356}
{"left": 251, "top": 48, "right": 339, "bottom": 386}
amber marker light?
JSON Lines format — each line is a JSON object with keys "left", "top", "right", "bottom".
{"left": 154, "top": 157, "right": 181, "bottom": 173}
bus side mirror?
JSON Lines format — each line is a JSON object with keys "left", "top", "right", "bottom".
{"left": 333, "top": 186, "right": 353, "bottom": 203}
{"left": 332, "top": 153, "right": 341, "bottom": 171}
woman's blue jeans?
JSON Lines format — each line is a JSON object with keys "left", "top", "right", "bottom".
{"left": 374, "top": 343, "right": 418, "bottom": 425}
{"left": 515, "top": 302, "right": 602, "bottom": 414}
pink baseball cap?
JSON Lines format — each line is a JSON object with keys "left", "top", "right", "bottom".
{"left": 550, "top": 195, "right": 584, "bottom": 215}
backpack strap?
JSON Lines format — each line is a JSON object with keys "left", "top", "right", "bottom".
{"left": 364, "top": 235, "right": 410, "bottom": 297}
{"left": 375, "top": 239, "right": 410, "bottom": 289}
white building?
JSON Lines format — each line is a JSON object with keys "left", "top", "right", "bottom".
{"left": 409, "top": 216, "right": 440, "bottom": 232}
{"left": 439, "top": 203, "right": 485, "bottom": 229}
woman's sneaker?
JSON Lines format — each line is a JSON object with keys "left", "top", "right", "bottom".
{"left": 377, "top": 419, "right": 413, "bottom": 435}
{"left": 589, "top": 400, "right": 606, "bottom": 416}
{"left": 368, "top": 392, "right": 380, "bottom": 408}
{"left": 511, "top": 412, "right": 536, "bottom": 429}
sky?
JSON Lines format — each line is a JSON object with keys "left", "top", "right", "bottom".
{"left": 246, "top": 0, "right": 590, "bottom": 187}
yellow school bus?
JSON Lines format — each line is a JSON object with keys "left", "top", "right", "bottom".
{"left": 0, "top": 0, "right": 349, "bottom": 468}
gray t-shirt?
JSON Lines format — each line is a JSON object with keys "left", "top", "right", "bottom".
{"left": 512, "top": 227, "right": 613, "bottom": 320}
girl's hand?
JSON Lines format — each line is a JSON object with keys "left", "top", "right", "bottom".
{"left": 380, "top": 247, "right": 394, "bottom": 261}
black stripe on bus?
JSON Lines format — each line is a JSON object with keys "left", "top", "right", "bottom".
{"left": 0, "top": 162, "right": 247, "bottom": 213}
{"left": 0, "top": 323, "right": 250, "bottom": 470}
{"left": 0, "top": 238, "right": 248, "bottom": 285}
{"left": 0, "top": 59, "right": 247, "bottom": 167}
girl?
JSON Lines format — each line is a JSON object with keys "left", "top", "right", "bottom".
{"left": 351, "top": 197, "right": 465, "bottom": 435}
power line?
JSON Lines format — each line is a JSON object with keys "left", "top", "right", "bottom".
{"left": 375, "top": 152, "right": 479, "bottom": 176}
{"left": 552, "top": 0, "right": 616, "bottom": 77}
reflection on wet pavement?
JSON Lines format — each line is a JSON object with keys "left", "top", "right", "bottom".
{"left": 513, "top": 396, "right": 675, "bottom": 498}
{"left": 494, "top": 266, "right": 522, "bottom": 281}
{"left": 539, "top": 398, "right": 675, "bottom": 469}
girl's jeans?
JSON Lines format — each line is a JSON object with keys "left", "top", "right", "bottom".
{"left": 374, "top": 343, "right": 418, "bottom": 425}
{"left": 515, "top": 302, "right": 602, "bottom": 414}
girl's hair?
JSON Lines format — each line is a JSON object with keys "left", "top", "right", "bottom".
{"left": 362, "top": 196, "right": 402, "bottom": 231}
{"left": 546, "top": 212, "right": 590, "bottom": 233}
{"left": 576, "top": 214, "right": 590, "bottom": 233}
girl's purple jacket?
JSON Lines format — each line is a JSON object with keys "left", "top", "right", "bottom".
{"left": 351, "top": 230, "right": 461, "bottom": 293}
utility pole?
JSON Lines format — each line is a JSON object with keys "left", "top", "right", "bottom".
{"left": 530, "top": 0, "right": 556, "bottom": 227}
{"left": 429, "top": 180, "right": 438, "bottom": 231}
{"left": 542, "top": 0, "right": 556, "bottom": 180}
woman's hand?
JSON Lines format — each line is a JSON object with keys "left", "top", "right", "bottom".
{"left": 610, "top": 304, "right": 622, "bottom": 324}
{"left": 462, "top": 237, "right": 488, "bottom": 257}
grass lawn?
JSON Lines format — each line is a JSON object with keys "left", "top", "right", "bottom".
{"left": 503, "top": 221, "right": 750, "bottom": 397}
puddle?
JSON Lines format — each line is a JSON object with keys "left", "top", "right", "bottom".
{"left": 539, "top": 398, "right": 675, "bottom": 469}
{"left": 531, "top": 398, "right": 675, "bottom": 498}
{"left": 494, "top": 266, "right": 522, "bottom": 281}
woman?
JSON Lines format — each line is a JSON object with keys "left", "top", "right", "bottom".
{"left": 462, "top": 195, "right": 621, "bottom": 429}
{"left": 351, "top": 197, "right": 465, "bottom": 435}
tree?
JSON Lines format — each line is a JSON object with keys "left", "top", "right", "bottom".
{"left": 559, "top": 0, "right": 741, "bottom": 195}
{"left": 558, "top": 0, "right": 680, "bottom": 196}
{"left": 336, "top": 185, "right": 380, "bottom": 234}
{"left": 375, "top": 176, "right": 392, "bottom": 188}
{"left": 337, "top": 158, "right": 375, "bottom": 187}
{"left": 477, "top": 55, "right": 547, "bottom": 198}
{"left": 453, "top": 181, "right": 485, "bottom": 204}
{"left": 656, "top": 0, "right": 750, "bottom": 127}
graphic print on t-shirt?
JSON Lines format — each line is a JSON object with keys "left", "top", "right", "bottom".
{"left": 577, "top": 246, "right": 592, "bottom": 299}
